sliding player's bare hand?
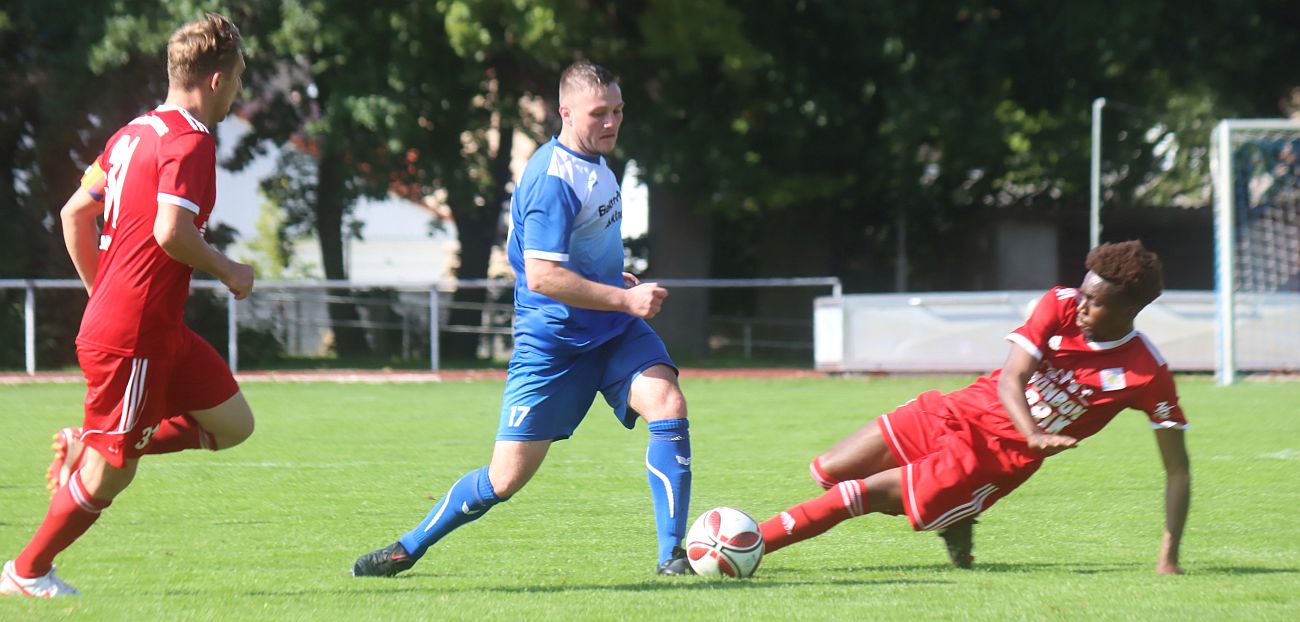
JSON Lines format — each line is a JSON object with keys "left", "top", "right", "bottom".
{"left": 1027, "top": 433, "right": 1078, "bottom": 456}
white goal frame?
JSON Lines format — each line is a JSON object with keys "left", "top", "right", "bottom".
{"left": 1211, "top": 118, "right": 1300, "bottom": 384}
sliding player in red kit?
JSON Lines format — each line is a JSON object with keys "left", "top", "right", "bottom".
{"left": 756, "top": 241, "right": 1191, "bottom": 575}
{"left": 2, "top": 14, "right": 256, "bottom": 597}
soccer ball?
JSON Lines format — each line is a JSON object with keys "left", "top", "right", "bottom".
{"left": 684, "top": 506, "right": 765, "bottom": 578}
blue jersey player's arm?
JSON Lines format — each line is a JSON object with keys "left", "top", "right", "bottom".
{"left": 527, "top": 257, "right": 666, "bottom": 319}
{"left": 520, "top": 177, "right": 667, "bottom": 319}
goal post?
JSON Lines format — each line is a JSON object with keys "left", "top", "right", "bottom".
{"left": 1211, "top": 119, "right": 1300, "bottom": 384}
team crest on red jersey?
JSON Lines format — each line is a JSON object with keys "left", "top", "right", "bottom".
{"left": 1100, "top": 367, "right": 1127, "bottom": 391}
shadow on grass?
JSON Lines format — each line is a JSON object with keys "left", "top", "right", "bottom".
{"left": 827, "top": 562, "right": 1300, "bottom": 576}
{"left": 236, "top": 573, "right": 952, "bottom": 598}
{"left": 816, "top": 561, "right": 1133, "bottom": 575}
{"left": 1195, "top": 566, "right": 1298, "bottom": 575}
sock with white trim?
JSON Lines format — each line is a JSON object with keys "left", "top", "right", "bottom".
{"left": 14, "top": 470, "right": 111, "bottom": 578}
{"left": 646, "top": 418, "right": 692, "bottom": 564}
{"left": 809, "top": 456, "right": 838, "bottom": 490}
{"left": 759, "top": 479, "right": 870, "bottom": 554}
{"left": 398, "top": 466, "right": 501, "bottom": 561}
{"left": 144, "top": 414, "right": 217, "bottom": 454}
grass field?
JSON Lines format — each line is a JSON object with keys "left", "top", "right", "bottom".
{"left": 2, "top": 375, "right": 1298, "bottom": 620}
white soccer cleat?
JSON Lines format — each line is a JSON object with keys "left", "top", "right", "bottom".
{"left": 46, "top": 427, "right": 85, "bottom": 497}
{"left": 1, "top": 561, "right": 80, "bottom": 597}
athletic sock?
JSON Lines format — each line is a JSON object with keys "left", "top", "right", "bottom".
{"left": 809, "top": 456, "right": 838, "bottom": 490}
{"left": 144, "top": 414, "right": 217, "bottom": 454}
{"left": 645, "top": 418, "right": 692, "bottom": 564}
{"left": 398, "top": 466, "right": 502, "bottom": 561}
{"left": 759, "top": 479, "right": 870, "bottom": 554}
{"left": 14, "top": 470, "right": 111, "bottom": 578}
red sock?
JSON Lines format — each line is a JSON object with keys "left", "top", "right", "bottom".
{"left": 14, "top": 470, "right": 111, "bottom": 578}
{"left": 809, "top": 457, "right": 837, "bottom": 490}
{"left": 145, "top": 414, "right": 216, "bottom": 454}
{"left": 760, "top": 479, "right": 870, "bottom": 554}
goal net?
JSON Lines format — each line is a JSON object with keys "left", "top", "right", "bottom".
{"left": 1211, "top": 119, "right": 1300, "bottom": 383}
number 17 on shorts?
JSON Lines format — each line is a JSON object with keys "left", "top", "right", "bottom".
{"left": 507, "top": 405, "right": 532, "bottom": 427}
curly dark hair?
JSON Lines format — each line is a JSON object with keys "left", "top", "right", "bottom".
{"left": 1085, "top": 241, "right": 1164, "bottom": 306}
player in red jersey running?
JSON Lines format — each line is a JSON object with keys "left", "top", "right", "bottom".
{"left": 2, "top": 14, "right": 254, "bottom": 598}
{"left": 755, "top": 241, "right": 1191, "bottom": 575}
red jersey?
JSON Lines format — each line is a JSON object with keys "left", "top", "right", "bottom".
{"left": 76, "top": 105, "right": 217, "bottom": 357}
{"left": 942, "top": 286, "right": 1188, "bottom": 447}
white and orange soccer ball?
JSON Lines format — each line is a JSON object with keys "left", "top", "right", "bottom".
{"left": 684, "top": 506, "right": 765, "bottom": 578}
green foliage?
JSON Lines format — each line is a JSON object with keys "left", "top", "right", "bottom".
{"left": 238, "top": 198, "right": 322, "bottom": 280}
{"left": 3, "top": 0, "right": 1299, "bottom": 332}
{"left": 1, "top": 376, "right": 1298, "bottom": 620}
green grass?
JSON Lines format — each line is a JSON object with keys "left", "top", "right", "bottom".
{"left": 2, "top": 376, "right": 1298, "bottom": 620}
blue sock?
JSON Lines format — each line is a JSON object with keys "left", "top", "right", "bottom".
{"left": 398, "top": 466, "right": 502, "bottom": 561}
{"left": 646, "top": 418, "right": 692, "bottom": 564}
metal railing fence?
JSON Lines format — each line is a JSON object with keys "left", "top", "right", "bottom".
{"left": 2, "top": 277, "right": 841, "bottom": 374}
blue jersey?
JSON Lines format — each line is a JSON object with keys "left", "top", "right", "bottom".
{"left": 508, "top": 137, "right": 633, "bottom": 354}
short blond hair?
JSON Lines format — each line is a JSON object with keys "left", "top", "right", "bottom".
{"left": 167, "top": 13, "right": 243, "bottom": 89}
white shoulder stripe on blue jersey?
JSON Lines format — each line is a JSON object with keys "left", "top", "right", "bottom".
{"left": 524, "top": 249, "right": 569, "bottom": 262}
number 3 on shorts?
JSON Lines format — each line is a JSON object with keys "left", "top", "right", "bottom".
{"left": 507, "top": 405, "right": 532, "bottom": 428}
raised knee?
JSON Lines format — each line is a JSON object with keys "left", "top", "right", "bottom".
{"left": 644, "top": 392, "right": 688, "bottom": 422}
{"left": 78, "top": 457, "right": 138, "bottom": 500}
{"left": 214, "top": 416, "right": 255, "bottom": 450}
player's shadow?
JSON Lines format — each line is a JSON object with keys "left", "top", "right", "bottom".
{"left": 238, "top": 572, "right": 952, "bottom": 598}
{"left": 480, "top": 576, "right": 953, "bottom": 594}
{"left": 824, "top": 561, "right": 1131, "bottom": 575}
{"left": 1195, "top": 566, "right": 1298, "bottom": 576}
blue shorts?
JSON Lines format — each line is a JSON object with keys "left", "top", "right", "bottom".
{"left": 496, "top": 319, "right": 676, "bottom": 441}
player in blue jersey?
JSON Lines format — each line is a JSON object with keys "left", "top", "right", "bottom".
{"left": 352, "top": 61, "right": 695, "bottom": 577}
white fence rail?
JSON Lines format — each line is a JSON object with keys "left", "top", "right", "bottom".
{"left": 2, "top": 277, "right": 841, "bottom": 374}
{"left": 815, "top": 290, "right": 1300, "bottom": 374}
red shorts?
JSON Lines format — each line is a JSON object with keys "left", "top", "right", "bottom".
{"left": 876, "top": 391, "right": 1041, "bottom": 531}
{"left": 77, "top": 327, "right": 239, "bottom": 468}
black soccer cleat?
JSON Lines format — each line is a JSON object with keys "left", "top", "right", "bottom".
{"left": 352, "top": 541, "right": 416, "bottom": 577}
{"left": 937, "top": 517, "right": 977, "bottom": 569}
{"left": 656, "top": 546, "right": 696, "bottom": 576}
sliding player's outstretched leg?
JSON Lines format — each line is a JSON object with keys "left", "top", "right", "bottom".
{"left": 759, "top": 468, "right": 903, "bottom": 554}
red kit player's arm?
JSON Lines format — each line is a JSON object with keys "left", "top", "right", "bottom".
{"left": 153, "top": 203, "right": 254, "bottom": 299}
{"left": 61, "top": 189, "right": 104, "bottom": 295}
{"left": 1153, "top": 427, "right": 1190, "bottom": 575}
{"left": 996, "top": 345, "right": 1078, "bottom": 455}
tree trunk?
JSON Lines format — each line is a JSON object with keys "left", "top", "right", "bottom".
{"left": 442, "top": 123, "right": 514, "bottom": 361}
{"left": 645, "top": 183, "right": 712, "bottom": 359}
{"left": 316, "top": 138, "right": 370, "bottom": 357}
{"left": 443, "top": 206, "right": 498, "bottom": 359}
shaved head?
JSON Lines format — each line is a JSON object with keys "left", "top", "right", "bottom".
{"left": 559, "top": 61, "right": 618, "bottom": 106}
